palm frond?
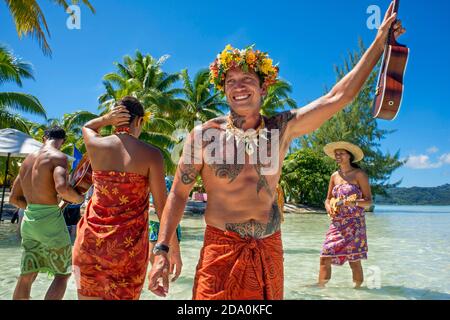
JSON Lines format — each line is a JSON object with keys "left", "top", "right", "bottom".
{"left": 0, "top": 92, "right": 46, "bottom": 118}
{"left": 0, "top": 110, "right": 29, "bottom": 132}
{"left": 64, "top": 110, "right": 98, "bottom": 129}
{"left": 0, "top": 45, "right": 35, "bottom": 85}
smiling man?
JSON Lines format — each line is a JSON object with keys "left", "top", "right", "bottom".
{"left": 148, "top": 2, "right": 405, "bottom": 300}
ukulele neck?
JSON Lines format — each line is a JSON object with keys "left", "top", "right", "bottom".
{"left": 387, "top": 0, "right": 400, "bottom": 46}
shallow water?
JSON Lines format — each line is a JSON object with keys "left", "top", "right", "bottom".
{"left": 1, "top": 205, "right": 449, "bottom": 300}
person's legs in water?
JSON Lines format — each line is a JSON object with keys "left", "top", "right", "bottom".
{"left": 318, "top": 257, "right": 332, "bottom": 287}
{"left": 44, "top": 274, "right": 71, "bottom": 300}
{"left": 11, "top": 209, "right": 19, "bottom": 224}
{"left": 13, "top": 272, "right": 38, "bottom": 300}
{"left": 349, "top": 260, "right": 364, "bottom": 288}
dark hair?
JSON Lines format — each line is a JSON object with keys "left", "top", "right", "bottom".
{"left": 115, "top": 96, "right": 144, "bottom": 124}
{"left": 347, "top": 151, "right": 361, "bottom": 169}
{"left": 44, "top": 126, "right": 66, "bottom": 140}
{"left": 256, "top": 72, "right": 265, "bottom": 88}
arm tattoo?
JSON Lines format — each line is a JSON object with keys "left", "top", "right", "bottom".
{"left": 265, "top": 111, "right": 295, "bottom": 140}
{"left": 179, "top": 164, "right": 199, "bottom": 185}
{"left": 225, "top": 201, "right": 281, "bottom": 239}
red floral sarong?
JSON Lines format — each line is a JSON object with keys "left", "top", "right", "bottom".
{"left": 72, "top": 171, "right": 150, "bottom": 300}
{"left": 193, "top": 225, "right": 284, "bottom": 300}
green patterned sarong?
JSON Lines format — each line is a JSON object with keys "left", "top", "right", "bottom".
{"left": 20, "top": 204, "right": 72, "bottom": 276}
{"left": 149, "top": 220, "right": 181, "bottom": 242}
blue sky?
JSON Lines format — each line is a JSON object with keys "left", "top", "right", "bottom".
{"left": 1, "top": 0, "right": 449, "bottom": 187}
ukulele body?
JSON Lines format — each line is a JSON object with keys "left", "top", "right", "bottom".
{"left": 59, "top": 154, "right": 93, "bottom": 210}
{"left": 373, "top": 44, "right": 409, "bottom": 120}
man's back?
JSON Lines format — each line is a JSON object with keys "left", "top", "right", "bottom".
{"left": 19, "top": 146, "right": 65, "bottom": 206}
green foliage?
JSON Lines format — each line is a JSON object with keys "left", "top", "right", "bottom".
{"left": 261, "top": 79, "right": 297, "bottom": 117}
{"left": 177, "top": 69, "right": 226, "bottom": 130}
{"left": 0, "top": 45, "right": 46, "bottom": 131}
{"left": 281, "top": 148, "right": 336, "bottom": 207}
{"left": 0, "top": 156, "right": 21, "bottom": 186}
{"left": 0, "top": 45, "right": 47, "bottom": 186}
{"left": 376, "top": 184, "right": 450, "bottom": 205}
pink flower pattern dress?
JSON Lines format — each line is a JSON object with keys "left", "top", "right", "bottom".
{"left": 320, "top": 183, "right": 368, "bottom": 265}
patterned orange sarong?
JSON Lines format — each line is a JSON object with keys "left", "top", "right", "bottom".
{"left": 72, "top": 171, "right": 150, "bottom": 300}
{"left": 193, "top": 225, "right": 284, "bottom": 300}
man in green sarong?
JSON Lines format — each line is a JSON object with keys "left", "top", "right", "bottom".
{"left": 9, "top": 127, "right": 84, "bottom": 300}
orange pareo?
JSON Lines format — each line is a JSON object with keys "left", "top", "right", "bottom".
{"left": 193, "top": 225, "right": 284, "bottom": 300}
{"left": 72, "top": 171, "right": 150, "bottom": 300}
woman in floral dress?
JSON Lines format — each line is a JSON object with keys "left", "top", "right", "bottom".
{"left": 318, "top": 141, "right": 373, "bottom": 288}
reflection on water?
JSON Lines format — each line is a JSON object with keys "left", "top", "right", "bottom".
{"left": 0, "top": 205, "right": 449, "bottom": 300}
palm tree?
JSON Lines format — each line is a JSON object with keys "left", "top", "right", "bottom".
{"left": 261, "top": 79, "right": 297, "bottom": 117}
{"left": 98, "top": 51, "right": 185, "bottom": 173}
{"left": 0, "top": 45, "right": 46, "bottom": 132}
{"left": 3, "top": 0, "right": 95, "bottom": 56}
{"left": 178, "top": 69, "right": 226, "bottom": 130}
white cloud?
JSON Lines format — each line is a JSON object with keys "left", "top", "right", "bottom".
{"left": 427, "top": 146, "right": 439, "bottom": 154}
{"left": 439, "top": 153, "right": 450, "bottom": 164}
{"left": 405, "top": 152, "right": 450, "bottom": 169}
{"left": 405, "top": 155, "right": 442, "bottom": 169}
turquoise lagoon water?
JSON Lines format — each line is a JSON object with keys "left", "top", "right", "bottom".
{"left": 0, "top": 205, "right": 449, "bottom": 300}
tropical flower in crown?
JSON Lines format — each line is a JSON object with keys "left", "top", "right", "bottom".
{"left": 209, "top": 44, "right": 279, "bottom": 92}
{"left": 246, "top": 51, "right": 257, "bottom": 66}
{"left": 260, "top": 58, "right": 274, "bottom": 75}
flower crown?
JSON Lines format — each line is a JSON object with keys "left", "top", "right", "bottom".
{"left": 209, "top": 44, "right": 279, "bottom": 92}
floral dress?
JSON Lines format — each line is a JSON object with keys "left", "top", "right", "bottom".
{"left": 320, "top": 183, "right": 368, "bottom": 265}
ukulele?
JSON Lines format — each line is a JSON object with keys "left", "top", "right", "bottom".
{"left": 59, "top": 153, "right": 93, "bottom": 210}
{"left": 373, "top": 0, "right": 409, "bottom": 120}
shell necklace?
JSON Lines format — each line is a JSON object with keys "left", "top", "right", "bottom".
{"left": 225, "top": 115, "right": 268, "bottom": 156}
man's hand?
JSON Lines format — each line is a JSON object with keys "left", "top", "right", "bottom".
{"left": 375, "top": 1, "right": 406, "bottom": 45}
{"left": 169, "top": 239, "right": 182, "bottom": 282}
{"left": 102, "top": 106, "right": 130, "bottom": 127}
{"left": 148, "top": 253, "right": 171, "bottom": 297}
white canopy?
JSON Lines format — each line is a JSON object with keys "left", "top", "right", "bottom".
{"left": 0, "top": 128, "right": 43, "bottom": 157}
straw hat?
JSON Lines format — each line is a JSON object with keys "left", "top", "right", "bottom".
{"left": 323, "top": 141, "right": 364, "bottom": 163}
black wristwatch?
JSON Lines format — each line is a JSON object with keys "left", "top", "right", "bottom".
{"left": 153, "top": 243, "right": 170, "bottom": 256}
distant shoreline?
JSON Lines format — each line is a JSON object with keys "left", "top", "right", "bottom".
{"left": 374, "top": 184, "right": 450, "bottom": 206}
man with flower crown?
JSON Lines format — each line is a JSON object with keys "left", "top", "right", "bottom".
{"left": 148, "top": 2, "right": 405, "bottom": 299}
{"left": 72, "top": 96, "right": 182, "bottom": 300}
